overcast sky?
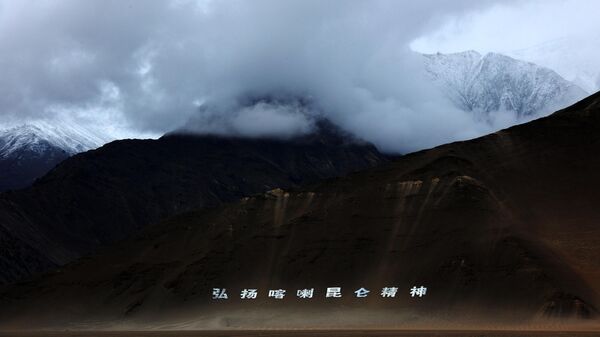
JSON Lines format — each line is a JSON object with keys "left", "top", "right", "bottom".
{"left": 0, "top": 0, "right": 598, "bottom": 152}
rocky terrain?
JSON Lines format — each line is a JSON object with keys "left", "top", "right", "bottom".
{"left": 0, "top": 121, "right": 386, "bottom": 285}
{"left": 1, "top": 93, "right": 598, "bottom": 330}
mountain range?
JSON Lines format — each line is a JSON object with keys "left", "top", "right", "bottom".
{"left": 0, "top": 121, "right": 387, "bottom": 285}
{"left": 0, "top": 91, "right": 599, "bottom": 330}
{"left": 0, "top": 120, "right": 109, "bottom": 191}
{"left": 423, "top": 51, "right": 588, "bottom": 120}
{"left": 0, "top": 51, "right": 586, "bottom": 194}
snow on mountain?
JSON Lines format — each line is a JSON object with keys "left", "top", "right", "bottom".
{"left": 423, "top": 51, "right": 588, "bottom": 121}
{"left": 0, "top": 120, "right": 109, "bottom": 159}
{"left": 0, "top": 120, "right": 112, "bottom": 191}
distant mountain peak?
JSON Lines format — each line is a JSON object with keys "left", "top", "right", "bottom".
{"left": 423, "top": 51, "right": 588, "bottom": 119}
{"left": 0, "top": 120, "right": 109, "bottom": 158}
{"left": 0, "top": 120, "right": 111, "bottom": 191}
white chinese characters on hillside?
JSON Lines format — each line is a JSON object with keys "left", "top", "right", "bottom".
{"left": 410, "top": 286, "right": 427, "bottom": 298}
{"left": 212, "top": 288, "right": 228, "bottom": 299}
{"left": 268, "top": 289, "right": 286, "bottom": 299}
{"left": 381, "top": 287, "right": 398, "bottom": 298}
{"left": 212, "top": 286, "right": 427, "bottom": 300}
{"left": 297, "top": 288, "right": 314, "bottom": 299}
{"left": 240, "top": 288, "right": 258, "bottom": 299}
{"left": 354, "top": 287, "right": 370, "bottom": 298}
{"left": 326, "top": 287, "right": 342, "bottom": 298}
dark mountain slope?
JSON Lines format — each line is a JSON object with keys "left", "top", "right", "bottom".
{"left": 1, "top": 94, "right": 600, "bottom": 329}
{"left": 0, "top": 143, "right": 70, "bottom": 192}
{"left": 0, "top": 123, "right": 387, "bottom": 285}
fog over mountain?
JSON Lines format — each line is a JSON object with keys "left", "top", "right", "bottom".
{"left": 508, "top": 35, "right": 600, "bottom": 93}
{"left": 0, "top": 1, "right": 599, "bottom": 332}
{"left": 0, "top": 0, "right": 598, "bottom": 153}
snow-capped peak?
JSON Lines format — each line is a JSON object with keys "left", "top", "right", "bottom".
{"left": 422, "top": 51, "right": 588, "bottom": 120}
{"left": 0, "top": 120, "right": 111, "bottom": 158}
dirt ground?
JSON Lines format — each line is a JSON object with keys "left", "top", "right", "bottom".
{"left": 0, "top": 330, "right": 599, "bottom": 337}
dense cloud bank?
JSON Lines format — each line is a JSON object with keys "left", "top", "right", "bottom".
{"left": 0, "top": 0, "right": 528, "bottom": 152}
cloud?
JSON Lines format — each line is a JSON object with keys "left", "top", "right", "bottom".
{"left": 411, "top": 0, "right": 600, "bottom": 54}
{"left": 182, "top": 99, "right": 316, "bottom": 139}
{"left": 0, "top": 0, "right": 549, "bottom": 152}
